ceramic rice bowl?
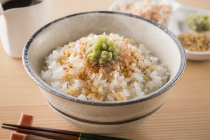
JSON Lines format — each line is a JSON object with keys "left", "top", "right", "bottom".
{"left": 23, "top": 11, "right": 186, "bottom": 133}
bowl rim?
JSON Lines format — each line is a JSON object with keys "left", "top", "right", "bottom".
{"left": 185, "top": 49, "right": 210, "bottom": 55}
{"left": 23, "top": 11, "right": 186, "bottom": 106}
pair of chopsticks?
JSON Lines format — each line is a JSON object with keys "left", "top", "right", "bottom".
{"left": 2, "top": 123, "right": 131, "bottom": 140}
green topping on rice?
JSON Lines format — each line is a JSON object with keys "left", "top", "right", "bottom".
{"left": 86, "top": 36, "right": 119, "bottom": 64}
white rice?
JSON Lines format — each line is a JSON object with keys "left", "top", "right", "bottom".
{"left": 41, "top": 33, "right": 170, "bottom": 102}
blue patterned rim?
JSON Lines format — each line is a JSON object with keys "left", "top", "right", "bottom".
{"left": 23, "top": 11, "right": 186, "bottom": 106}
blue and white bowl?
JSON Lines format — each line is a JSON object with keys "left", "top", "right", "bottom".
{"left": 23, "top": 11, "right": 186, "bottom": 133}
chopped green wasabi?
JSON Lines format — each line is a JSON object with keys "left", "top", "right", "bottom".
{"left": 86, "top": 36, "right": 119, "bottom": 64}
{"left": 186, "top": 13, "right": 210, "bottom": 32}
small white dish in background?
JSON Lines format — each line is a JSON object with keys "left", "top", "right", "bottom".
{"left": 185, "top": 49, "right": 210, "bottom": 61}
{"left": 168, "top": 6, "right": 210, "bottom": 61}
{"left": 109, "top": 0, "right": 182, "bottom": 12}
{"left": 109, "top": 0, "right": 182, "bottom": 27}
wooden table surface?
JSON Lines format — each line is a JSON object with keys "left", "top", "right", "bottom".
{"left": 0, "top": 0, "right": 210, "bottom": 139}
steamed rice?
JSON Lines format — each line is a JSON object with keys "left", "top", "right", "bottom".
{"left": 41, "top": 33, "right": 170, "bottom": 102}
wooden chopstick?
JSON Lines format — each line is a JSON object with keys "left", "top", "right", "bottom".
{"left": 2, "top": 126, "right": 82, "bottom": 140}
{"left": 2, "top": 123, "right": 131, "bottom": 140}
{"left": 3, "top": 123, "right": 80, "bottom": 137}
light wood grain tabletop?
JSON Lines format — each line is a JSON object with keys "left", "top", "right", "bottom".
{"left": 0, "top": 0, "right": 210, "bottom": 140}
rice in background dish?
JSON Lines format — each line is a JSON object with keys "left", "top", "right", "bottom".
{"left": 117, "top": 0, "right": 172, "bottom": 27}
{"left": 41, "top": 33, "right": 170, "bottom": 102}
